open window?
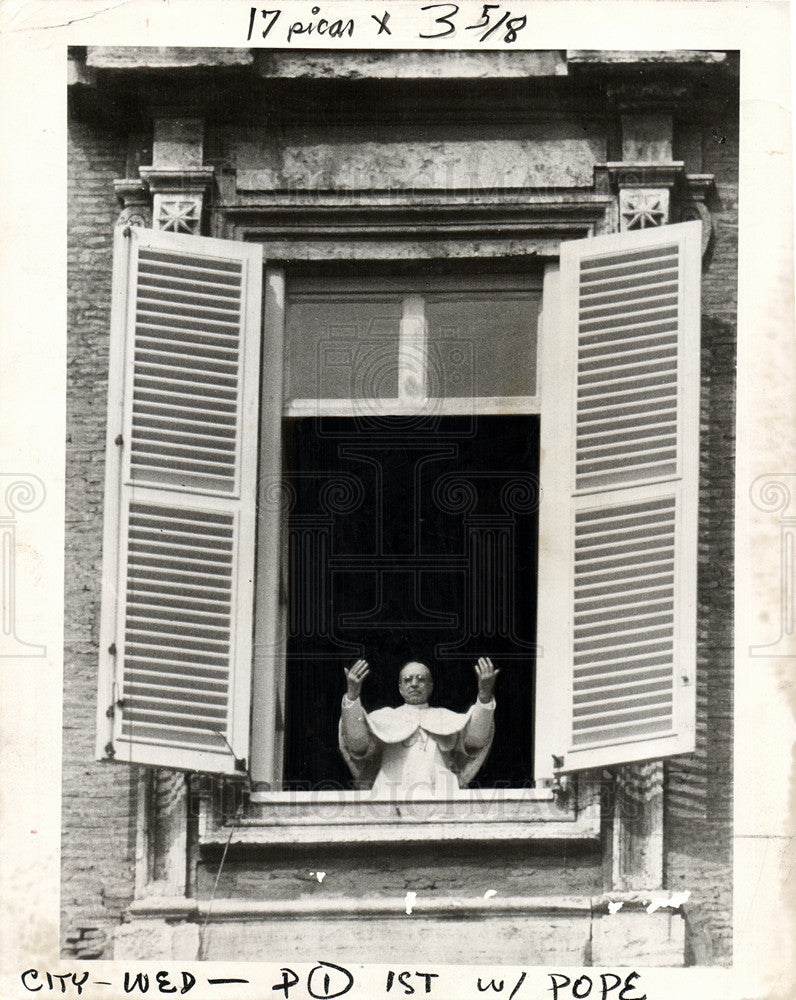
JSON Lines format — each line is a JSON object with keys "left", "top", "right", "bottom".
{"left": 97, "top": 221, "right": 701, "bottom": 796}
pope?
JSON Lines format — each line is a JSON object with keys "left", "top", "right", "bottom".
{"left": 338, "top": 657, "right": 500, "bottom": 795}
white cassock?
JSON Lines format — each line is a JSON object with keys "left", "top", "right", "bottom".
{"left": 339, "top": 697, "right": 495, "bottom": 795}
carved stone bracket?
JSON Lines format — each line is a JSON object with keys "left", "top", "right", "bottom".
{"left": 594, "top": 162, "right": 715, "bottom": 248}
{"left": 113, "top": 178, "right": 151, "bottom": 229}
{"left": 680, "top": 174, "right": 717, "bottom": 258}
{"left": 139, "top": 166, "right": 215, "bottom": 234}
{"left": 610, "top": 761, "right": 664, "bottom": 891}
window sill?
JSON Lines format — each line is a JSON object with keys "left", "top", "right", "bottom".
{"left": 198, "top": 783, "right": 601, "bottom": 846}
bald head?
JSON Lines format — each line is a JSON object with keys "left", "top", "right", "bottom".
{"left": 398, "top": 661, "right": 433, "bottom": 705}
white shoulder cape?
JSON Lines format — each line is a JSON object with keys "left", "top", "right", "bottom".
{"left": 338, "top": 702, "right": 493, "bottom": 790}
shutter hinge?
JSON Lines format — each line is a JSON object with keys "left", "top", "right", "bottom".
{"left": 114, "top": 434, "right": 124, "bottom": 447}
{"left": 107, "top": 680, "right": 119, "bottom": 716}
{"left": 234, "top": 757, "right": 248, "bottom": 774}
{"left": 104, "top": 742, "right": 116, "bottom": 760}
{"left": 108, "top": 642, "right": 117, "bottom": 656}
{"left": 551, "top": 755, "right": 570, "bottom": 802}
{"left": 106, "top": 679, "right": 124, "bottom": 719}
{"left": 122, "top": 226, "right": 132, "bottom": 239}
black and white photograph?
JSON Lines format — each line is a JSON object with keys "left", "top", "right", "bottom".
{"left": 0, "top": 3, "right": 793, "bottom": 997}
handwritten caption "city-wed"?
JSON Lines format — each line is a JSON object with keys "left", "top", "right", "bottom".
{"left": 247, "top": 4, "right": 528, "bottom": 45}
{"left": 20, "top": 965, "right": 648, "bottom": 999}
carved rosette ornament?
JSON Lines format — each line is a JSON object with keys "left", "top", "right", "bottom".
{"left": 155, "top": 197, "right": 202, "bottom": 234}
{"left": 619, "top": 188, "right": 669, "bottom": 230}
{"left": 139, "top": 167, "right": 215, "bottom": 236}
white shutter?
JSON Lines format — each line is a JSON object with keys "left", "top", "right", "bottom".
{"left": 535, "top": 221, "right": 701, "bottom": 778}
{"left": 96, "top": 227, "right": 262, "bottom": 774}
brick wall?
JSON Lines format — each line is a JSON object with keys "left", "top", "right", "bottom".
{"left": 665, "top": 115, "right": 738, "bottom": 965}
{"left": 196, "top": 843, "right": 603, "bottom": 902}
{"left": 63, "top": 120, "right": 138, "bottom": 959}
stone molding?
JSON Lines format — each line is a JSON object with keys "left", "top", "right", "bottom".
{"left": 128, "top": 894, "right": 594, "bottom": 920}
{"left": 594, "top": 162, "right": 682, "bottom": 230}
{"left": 115, "top": 895, "right": 685, "bottom": 965}
{"left": 594, "top": 161, "right": 716, "bottom": 244}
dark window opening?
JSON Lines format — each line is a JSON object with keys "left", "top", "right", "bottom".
{"left": 282, "top": 415, "right": 539, "bottom": 790}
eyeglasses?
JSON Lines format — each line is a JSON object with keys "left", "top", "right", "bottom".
{"left": 400, "top": 674, "right": 431, "bottom": 685}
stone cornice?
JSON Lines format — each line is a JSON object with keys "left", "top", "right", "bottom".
{"left": 129, "top": 895, "right": 593, "bottom": 921}
{"left": 218, "top": 192, "right": 616, "bottom": 256}
{"left": 595, "top": 162, "right": 686, "bottom": 190}
{"left": 139, "top": 165, "right": 215, "bottom": 193}
{"left": 568, "top": 50, "right": 727, "bottom": 67}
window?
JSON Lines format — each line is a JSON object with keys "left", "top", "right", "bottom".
{"left": 278, "top": 270, "right": 542, "bottom": 790}
{"left": 96, "top": 221, "right": 701, "bottom": 799}
{"left": 283, "top": 273, "right": 540, "bottom": 411}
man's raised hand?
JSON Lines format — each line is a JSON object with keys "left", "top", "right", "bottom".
{"left": 344, "top": 658, "right": 370, "bottom": 701}
{"left": 474, "top": 656, "right": 500, "bottom": 703}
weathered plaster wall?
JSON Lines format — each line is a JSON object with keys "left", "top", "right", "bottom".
{"left": 64, "top": 120, "right": 139, "bottom": 959}
{"left": 220, "top": 121, "right": 606, "bottom": 192}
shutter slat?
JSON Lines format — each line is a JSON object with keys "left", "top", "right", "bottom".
{"left": 579, "top": 278, "right": 678, "bottom": 308}
{"left": 137, "top": 282, "right": 242, "bottom": 306}
{"left": 136, "top": 313, "right": 241, "bottom": 335}
{"left": 574, "top": 652, "right": 673, "bottom": 680}
{"left": 135, "top": 352, "right": 239, "bottom": 376}
{"left": 133, "top": 418, "right": 236, "bottom": 441}
{"left": 574, "top": 665, "right": 673, "bottom": 688}
{"left": 137, "top": 324, "right": 240, "bottom": 349}
{"left": 125, "top": 656, "right": 230, "bottom": 679}
{"left": 581, "top": 319, "right": 678, "bottom": 346}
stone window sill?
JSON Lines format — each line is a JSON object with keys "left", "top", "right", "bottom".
{"left": 198, "top": 783, "right": 601, "bottom": 846}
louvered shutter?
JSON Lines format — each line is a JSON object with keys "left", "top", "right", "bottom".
{"left": 96, "top": 227, "right": 263, "bottom": 774}
{"left": 534, "top": 221, "right": 700, "bottom": 778}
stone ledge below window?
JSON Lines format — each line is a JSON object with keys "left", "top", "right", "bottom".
{"left": 116, "top": 894, "right": 686, "bottom": 965}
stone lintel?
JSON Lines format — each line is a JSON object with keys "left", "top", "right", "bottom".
{"left": 568, "top": 50, "right": 727, "bottom": 66}
{"left": 85, "top": 47, "right": 253, "bottom": 70}
{"left": 253, "top": 49, "right": 569, "bottom": 80}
